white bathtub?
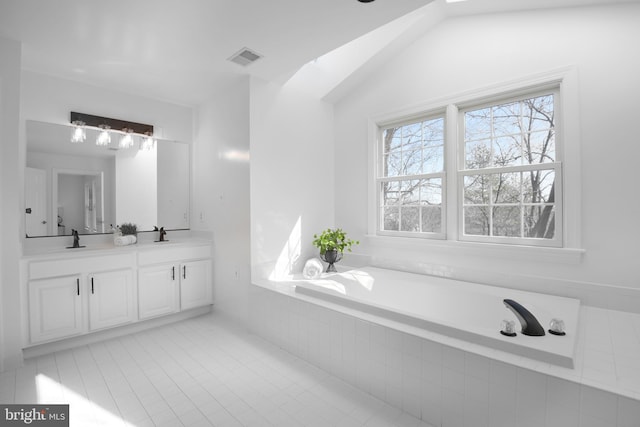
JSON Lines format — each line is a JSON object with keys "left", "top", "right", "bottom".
{"left": 294, "top": 266, "right": 580, "bottom": 368}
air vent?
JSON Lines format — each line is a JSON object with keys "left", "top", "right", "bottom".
{"left": 228, "top": 47, "right": 263, "bottom": 67}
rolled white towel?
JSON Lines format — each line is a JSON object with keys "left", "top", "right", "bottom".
{"left": 302, "top": 258, "right": 323, "bottom": 279}
{"left": 114, "top": 234, "right": 137, "bottom": 246}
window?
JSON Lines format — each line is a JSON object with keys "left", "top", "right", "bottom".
{"left": 460, "top": 91, "right": 562, "bottom": 246}
{"left": 378, "top": 115, "right": 445, "bottom": 237}
{"left": 374, "top": 84, "right": 565, "bottom": 248}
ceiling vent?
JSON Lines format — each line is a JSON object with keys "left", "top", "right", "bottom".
{"left": 228, "top": 47, "right": 263, "bottom": 67}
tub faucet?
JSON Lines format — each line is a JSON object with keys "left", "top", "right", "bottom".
{"left": 503, "top": 299, "right": 546, "bottom": 336}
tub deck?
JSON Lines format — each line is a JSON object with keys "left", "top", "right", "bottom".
{"left": 294, "top": 266, "right": 580, "bottom": 368}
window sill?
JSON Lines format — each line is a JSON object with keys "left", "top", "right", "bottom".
{"left": 364, "top": 234, "right": 585, "bottom": 265}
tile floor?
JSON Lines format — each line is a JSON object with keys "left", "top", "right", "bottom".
{"left": 0, "top": 312, "right": 432, "bottom": 427}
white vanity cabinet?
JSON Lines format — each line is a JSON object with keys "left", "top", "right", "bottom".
{"left": 138, "top": 264, "right": 180, "bottom": 319}
{"left": 138, "top": 244, "right": 212, "bottom": 319}
{"left": 23, "top": 240, "right": 213, "bottom": 349}
{"left": 25, "top": 253, "right": 136, "bottom": 345}
{"left": 88, "top": 269, "right": 135, "bottom": 331}
{"left": 28, "top": 275, "right": 83, "bottom": 343}
{"left": 179, "top": 259, "right": 213, "bottom": 310}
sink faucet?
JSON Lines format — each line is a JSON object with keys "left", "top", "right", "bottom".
{"left": 153, "top": 226, "right": 169, "bottom": 242}
{"left": 503, "top": 299, "right": 546, "bottom": 336}
{"left": 67, "top": 229, "right": 85, "bottom": 249}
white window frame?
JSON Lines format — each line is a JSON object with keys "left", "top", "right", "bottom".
{"left": 376, "top": 112, "right": 447, "bottom": 240}
{"left": 367, "top": 67, "right": 582, "bottom": 258}
{"left": 457, "top": 88, "right": 563, "bottom": 247}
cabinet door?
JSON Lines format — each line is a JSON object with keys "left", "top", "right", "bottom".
{"left": 180, "top": 259, "right": 212, "bottom": 310}
{"left": 138, "top": 264, "right": 179, "bottom": 319}
{"left": 29, "top": 275, "right": 83, "bottom": 344}
{"left": 88, "top": 269, "right": 135, "bottom": 331}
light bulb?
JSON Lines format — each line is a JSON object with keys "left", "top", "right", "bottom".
{"left": 70, "top": 120, "right": 86, "bottom": 143}
{"left": 141, "top": 133, "right": 155, "bottom": 151}
{"left": 96, "top": 125, "right": 111, "bottom": 146}
{"left": 119, "top": 129, "right": 134, "bottom": 149}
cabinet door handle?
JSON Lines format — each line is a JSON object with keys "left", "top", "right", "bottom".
{"left": 183, "top": 266, "right": 186, "bottom": 279}
{"left": 91, "top": 277, "right": 94, "bottom": 294}
{"left": 172, "top": 266, "right": 175, "bottom": 280}
{"left": 77, "top": 278, "right": 80, "bottom": 296}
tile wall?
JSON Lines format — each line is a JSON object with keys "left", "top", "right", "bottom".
{"left": 249, "top": 285, "right": 640, "bottom": 427}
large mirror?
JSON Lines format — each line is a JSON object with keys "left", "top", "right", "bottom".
{"left": 25, "top": 120, "right": 190, "bottom": 237}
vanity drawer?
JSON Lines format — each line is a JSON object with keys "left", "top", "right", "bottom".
{"left": 29, "top": 253, "right": 135, "bottom": 280}
{"left": 138, "top": 244, "right": 212, "bottom": 266}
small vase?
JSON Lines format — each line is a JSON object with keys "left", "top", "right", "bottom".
{"left": 320, "top": 250, "right": 342, "bottom": 273}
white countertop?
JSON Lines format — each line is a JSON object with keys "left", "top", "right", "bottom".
{"left": 22, "top": 230, "right": 213, "bottom": 259}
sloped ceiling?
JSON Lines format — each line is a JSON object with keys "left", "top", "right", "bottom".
{"left": 0, "top": 0, "right": 636, "bottom": 106}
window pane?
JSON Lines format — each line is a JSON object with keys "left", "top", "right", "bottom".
{"left": 421, "top": 178, "right": 442, "bottom": 205}
{"left": 424, "top": 118, "right": 444, "bottom": 146}
{"left": 465, "top": 139, "right": 491, "bottom": 169}
{"left": 382, "top": 181, "right": 400, "bottom": 205}
{"left": 402, "top": 123, "right": 422, "bottom": 151}
{"left": 403, "top": 149, "right": 422, "bottom": 176}
{"left": 383, "top": 128, "right": 401, "bottom": 152}
{"left": 384, "top": 152, "right": 402, "bottom": 177}
{"left": 464, "top": 206, "right": 490, "bottom": 236}
{"left": 401, "top": 180, "right": 420, "bottom": 205}
{"left": 421, "top": 206, "right": 441, "bottom": 233}
{"left": 493, "top": 173, "right": 520, "bottom": 204}
{"left": 383, "top": 206, "right": 399, "bottom": 231}
{"left": 524, "top": 206, "right": 555, "bottom": 239}
{"left": 494, "top": 136, "right": 521, "bottom": 167}
{"left": 493, "top": 206, "right": 521, "bottom": 237}
{"left": 400, "top": 206, "right": 420, "bottom": 232}
{"left": 525, "top": 130, "right": 555, "bottom": 164}
{"left": 522, "top": 170, "right": 555, "bottom": 203}
{"left": 423, "top": 145, "right": 444, "bottom": 173}
{"left": 464, "top": 175, "right": 490, "bottom": 205}
{"left": 522, "top": 95, "right": 554, "bottom": 132}
{"left": 493, "top": 102, "right": 521, "bottom": 137}
{"left": 465, "top": 108, "right": 491, "bottom": 140}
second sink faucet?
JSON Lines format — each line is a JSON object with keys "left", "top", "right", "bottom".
{"left": 503, "top": 299, "right": 546, "bottom": 336}
{"left": 153, "top": 226, "right": 168, "bottom": 242}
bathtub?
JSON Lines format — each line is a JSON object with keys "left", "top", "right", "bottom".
{"left": 294, "top": 266, "right": 580, "bottom": 368}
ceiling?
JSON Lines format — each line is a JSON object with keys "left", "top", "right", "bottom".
{"left": 0, "top": 0, "right": 433, "bottom": 106}
{"left": 0, "top": 0, "right": 635, "bottom": 107}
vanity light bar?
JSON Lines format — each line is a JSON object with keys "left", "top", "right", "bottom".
{"left": 70, "top": 112, "right": 153, "bottom": 136}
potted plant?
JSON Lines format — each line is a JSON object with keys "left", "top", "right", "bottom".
{"left": 119, "top": 222, "right": 138, "bottom": 237}
{"left": 312, "top": 228, "right": 359, "bottom": 273}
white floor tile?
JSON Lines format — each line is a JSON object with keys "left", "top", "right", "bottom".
{"left": 5, "top": 311, "right": 434, "bottom": 427}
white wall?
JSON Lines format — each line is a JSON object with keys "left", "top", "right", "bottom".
{"left": 21, "top": 71, "right": 193, "bottom": 237}
{"left": 334, "top": 4, "right": 640, "bottom": 309}
{"left": 21, "top": 71, "right": 192, "bottom": 142}
{"left": 192, "top": 76, "right": 251, "bottom": 323}
{"left": 0, "top": 35, "right": 22, "bottom": 372}
{"left": 250, "top": 77, "right": 335, "bottom": 282}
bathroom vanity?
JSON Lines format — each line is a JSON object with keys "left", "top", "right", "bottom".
{"left": 20, "top": 239, "right": 212, "bottom": 352}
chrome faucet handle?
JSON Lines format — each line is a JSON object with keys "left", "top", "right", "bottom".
{"left": 549, "top": 318, "right": 566, "bottom": 336}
